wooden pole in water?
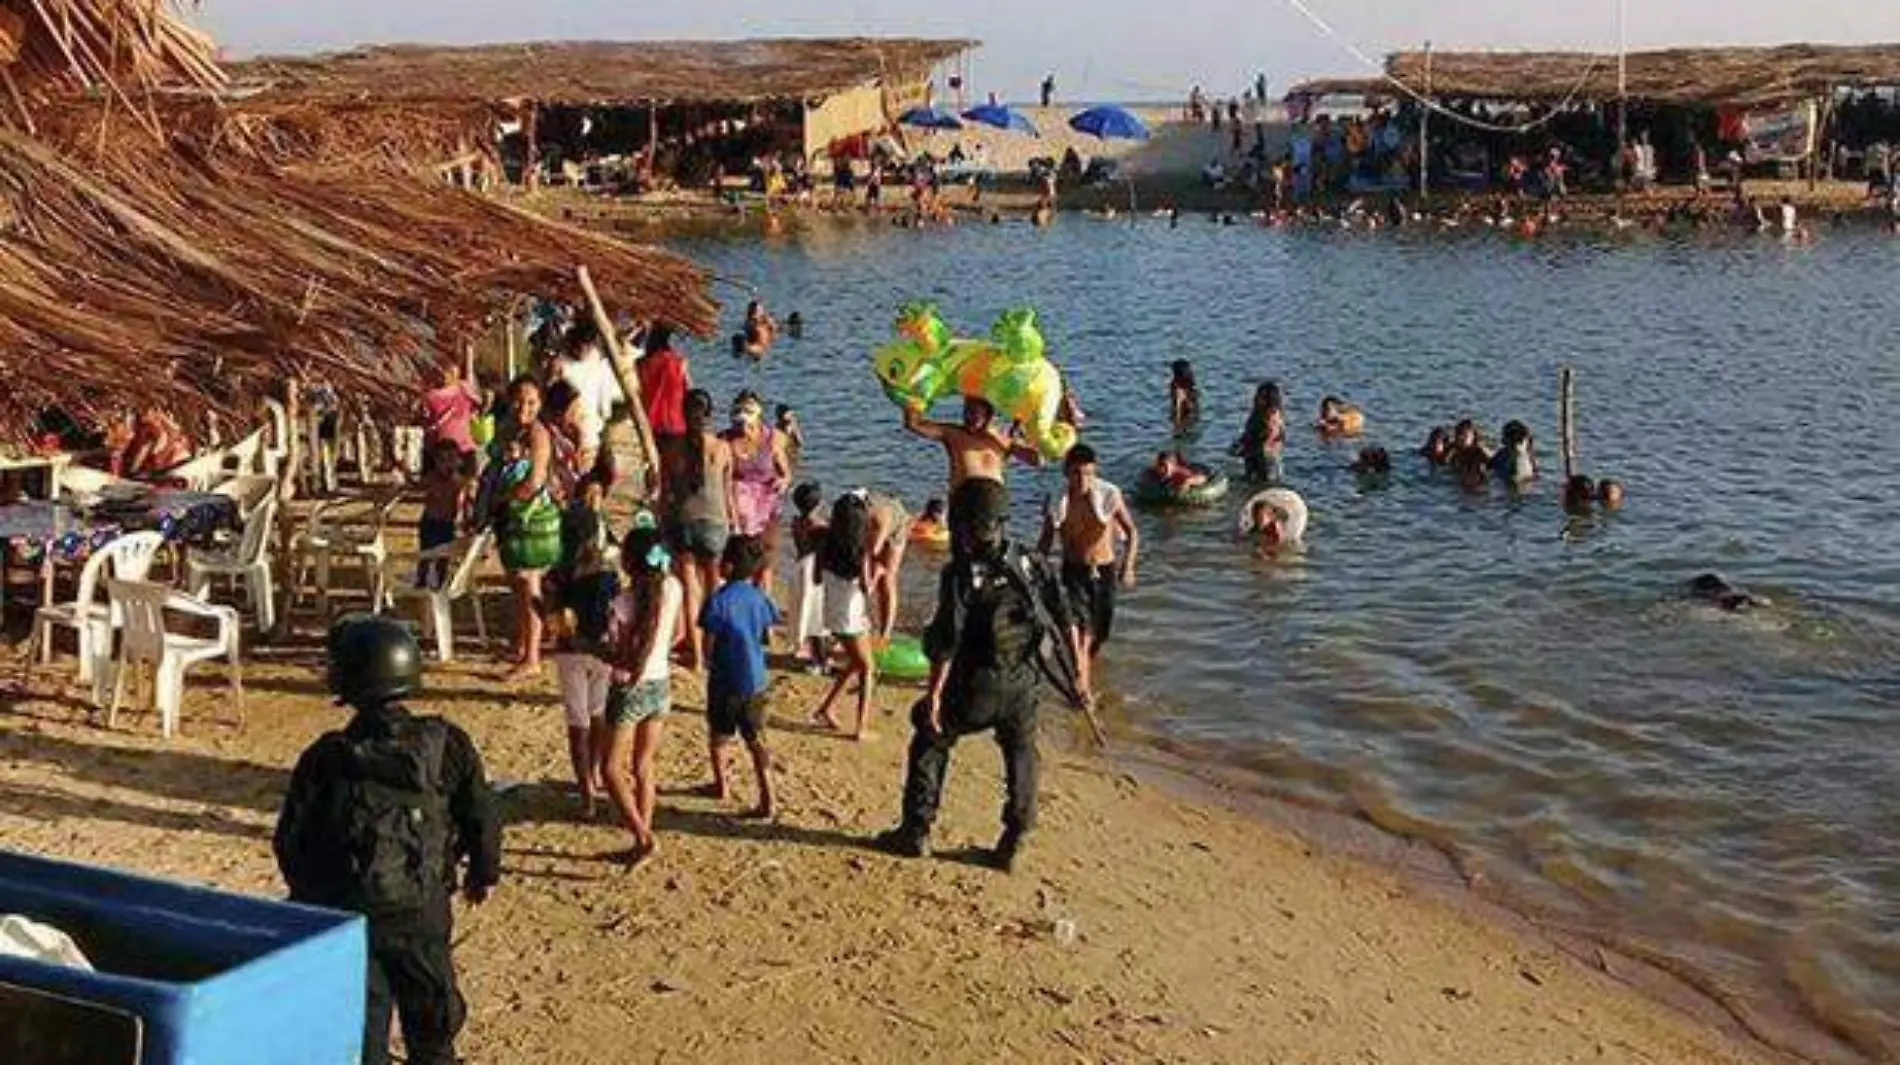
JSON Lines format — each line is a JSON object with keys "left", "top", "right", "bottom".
{"left": 577, "top": 265, "right": 661, "bottom": 499}
{"left": 1560, "top": 365, "right": 1579, "bottom": 481}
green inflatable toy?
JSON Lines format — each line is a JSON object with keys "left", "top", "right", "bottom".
{"left": 875, "top": 634, "right": 931, "bottom": 682}
{"left": 871, "top": 302, "right": 1077, "bottom": 462}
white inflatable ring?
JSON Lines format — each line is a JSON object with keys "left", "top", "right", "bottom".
{"left": 1238, "top": 488, "right": 1308, "bottom": 544}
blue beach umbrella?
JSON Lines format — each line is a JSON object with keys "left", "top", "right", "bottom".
{"left": 897, "top": 106, "right": 964, "bottom": 131}
{"left": 961, "top": 103, "right": 1040, "bottom": 137}
{"left": 1067, "top": 105, "right": 1150, "bottom": 142}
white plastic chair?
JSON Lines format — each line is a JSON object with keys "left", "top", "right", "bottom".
{"left": 382, "top": 532, "right": 492, "bottom": 662}
{"left": 213, "top": 474, "right": 278, "bottom": 514}
{"left": 103, "top": 579, "right": 242, "bottom": 738}
{"left": 161, "top": 452, "right": 226, "bottom": 492}
{"left": 27, "top": 532, "right": 165, "bottom": 687}
{"left": 290, "top": 491, "right": 404, "bottom": 616}
{"left": 185, "top": 497, "right": 279, "bottom": 632}
{"left": 261, "top": 399, "right": 291, "bottom": 480}
{"left": 219, "top": 429, "right": 265, "bottom": 479}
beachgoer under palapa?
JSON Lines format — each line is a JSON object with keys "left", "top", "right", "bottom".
{"left": 274, "top": 615, "right": 501, "bottom": 1065}
{"left": 875, "top": 478, "right": 1085, "bottom": 872}
{"left": 1038, "top": 444, "right": 1139, "bottom": 707}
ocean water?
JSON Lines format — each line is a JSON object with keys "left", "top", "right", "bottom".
{"left": 672, "top": 216, "right": 1900, "bottom": 1061}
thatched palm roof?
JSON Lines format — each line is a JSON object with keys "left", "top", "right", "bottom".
{"left": 1386, "top": 43, "right": 1900, "bottom": 107}
{"left": 0, "top": 111, "right": 716, "bottom": 450}
{"left": 226, "top": 37, "right": 976, "bottom": 109}
{"left": 0, "top": 4, "right": 721, "bottom": 453}
{"left": 1283, "top": 77, "right": 1396, "bottom": 100}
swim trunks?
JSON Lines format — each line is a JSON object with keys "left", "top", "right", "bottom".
{"left": 1061, "top": 562, "right": 1117, "bottom": 647}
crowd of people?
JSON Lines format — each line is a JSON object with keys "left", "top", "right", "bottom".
{"left": 270, "top": 270, "right": 1657, "bottom": 1063}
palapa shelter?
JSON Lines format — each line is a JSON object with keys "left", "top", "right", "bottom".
{"left": 0, "top": 2, "right": 718, "bottom": 455}
{"left": 1383, "top": 43, "right": 1900, "bottom": 108}
{"left": 224, "top": 38, "right": 977, "bottom": 183}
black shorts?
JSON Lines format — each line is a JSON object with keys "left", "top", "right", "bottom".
{"left": 1061, "top": 563, "right": 1117, "bottom": 647}
{"left": 707, "top": 687, "right": 769, "bottom": 743}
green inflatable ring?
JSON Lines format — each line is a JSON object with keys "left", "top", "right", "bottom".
{"left": 875, "top": 635, "right": 931, "bottom": 682}
{"left": 1133, "top": 469, "right": 1232, "bottom": 509}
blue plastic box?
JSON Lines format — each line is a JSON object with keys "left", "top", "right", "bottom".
{"left": 0, "top": 849, "right": 365, "bottom": 1065}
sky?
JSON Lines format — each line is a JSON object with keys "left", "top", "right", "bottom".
{"left": 193, "top": 1, "right": 1900, "bottom": 102}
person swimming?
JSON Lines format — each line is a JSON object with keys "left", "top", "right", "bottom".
{"left": 1149, "top": 451, "right": 1208, "bottom": 491}
{"left": 1419, "top": 427, "right": 1451, "bottom": 466}
{"left": 1562, "top": 474, "right": 1596, "bottom": 515}
{"left": 1598, "top": 479, "right": 1626, "bottom": 510}
{"left": 784, "top": 311, "right": 805, "bottom": 339}
{"left": 1686, "top": 573, "right": 1766, "bottom": 613}
{"left": 909, "top": 497, "right": 948, "bottom": 544}
{"left": 733, "top": 299, "right": 777, "bottom": 359}
{"left": 1317, "top": 395, "right": 1365, "bottom": 437}
{"left": 1168, "top": 360, "right": 1201, "bottom": 433}
{"left": 1350, "top": 446, "right": 1391, "bottom": 478}
{"left": 1491, "top": 420, "right": 1537, "bottom": 484}
{"left": 1232, "top": 381, "right": 1286, "bottom": 482}
{"left": 1237, "top": 488, "right": 1308, "bottom": 557}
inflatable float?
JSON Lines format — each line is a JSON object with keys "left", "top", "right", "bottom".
{"left": 1134, "top": 469, "right": 1231, "bottom": 509}
{"left": 875, "top": 635, "right": 931, "bottom": 682}
{"left": 908, "top": 522, "right": 950, "bottom": 549}
{"left": 871, "top": 303, "right": 1077, "bottom": 461}
{"left": 1238, "top": 487, "right": 1309, "bottom": 544}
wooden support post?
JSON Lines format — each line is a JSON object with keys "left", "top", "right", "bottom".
{"left": 577, "top": 265, "right": 661, "bottom": 500}
{"left": 1560, "top": 365, "right": 1579, "bottom": 482}
{"left": 524, "top": 103, "right": 540, "bottom": 191}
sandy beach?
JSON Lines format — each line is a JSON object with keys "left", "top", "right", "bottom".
{"left": 0, "top": 534, "right": 1782, "bottom": 1065}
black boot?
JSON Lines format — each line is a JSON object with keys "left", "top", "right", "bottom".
{"left": 988, "top": 828, "right": 1026, "bottom": 873}
{"left": 873, "top": 825, "right": 929, "bottom": 859}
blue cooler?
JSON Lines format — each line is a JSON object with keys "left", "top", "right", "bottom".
{"left": 0, "top": 849, "right": 365, "bottom": 1065}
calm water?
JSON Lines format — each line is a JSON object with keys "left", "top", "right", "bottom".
{"left": 674, "top": 218, "right": 1900, "bottom": 1060}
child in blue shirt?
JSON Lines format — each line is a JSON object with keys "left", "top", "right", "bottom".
{"left": 699, "top": 536, "right": 782, "bottom": 818}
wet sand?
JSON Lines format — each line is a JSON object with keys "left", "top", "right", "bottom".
{"left": 0, "top": 587, "right": 1784, "bottom": 1065}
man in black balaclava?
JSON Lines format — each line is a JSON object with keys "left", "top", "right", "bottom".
{"left": 875, "top": 478, "right": 1084, "bottom": 872}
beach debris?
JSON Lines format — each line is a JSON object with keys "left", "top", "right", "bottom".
{"left": 865, "top": 996, "right": 938, "bottom": 1031}
{"left": 1439, "top": 986, "right": 1474, "bottom": 1002}
{"left": 1519, "top": 967, "right": 1545, "bottom": 987}
{"left": 651, "top": 976, "right": 687, "bottom": 995}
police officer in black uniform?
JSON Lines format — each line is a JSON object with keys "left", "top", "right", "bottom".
{"left": 274, "top": 615, "right": 502, "bottom": 1065}
{"left": 876, "top": 478, "right": 1084, "bottom": 872}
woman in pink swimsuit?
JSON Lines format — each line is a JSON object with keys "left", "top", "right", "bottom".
{"left": 724, "top": 391, "right": 792, "bottom": 593}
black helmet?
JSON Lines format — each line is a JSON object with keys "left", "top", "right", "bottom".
{"left": 949, "top": 478, "right": 1010, "bottom": 559}
{"left": 327, "top": 614, "right": 422, "bottom": 708}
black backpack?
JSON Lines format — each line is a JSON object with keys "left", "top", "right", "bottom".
{"left": 960, "top": 546, "right": 1085, "bottom": 708}
{"left": 316, "top": 718, "right": 451, "bottom": 917}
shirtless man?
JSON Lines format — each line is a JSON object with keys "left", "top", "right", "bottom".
{"left": 903, "top": 396, "right": 1043, "bottom": 495}
{"left": 1038, "top": 444, "right": 1139, "bottom": 705}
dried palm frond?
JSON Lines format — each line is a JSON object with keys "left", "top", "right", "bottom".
{"left": 0, "top": 110, "right": 716, "bottom": 452}
{"left": 0, "top": 0, "right": 222, "bottom": 129}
